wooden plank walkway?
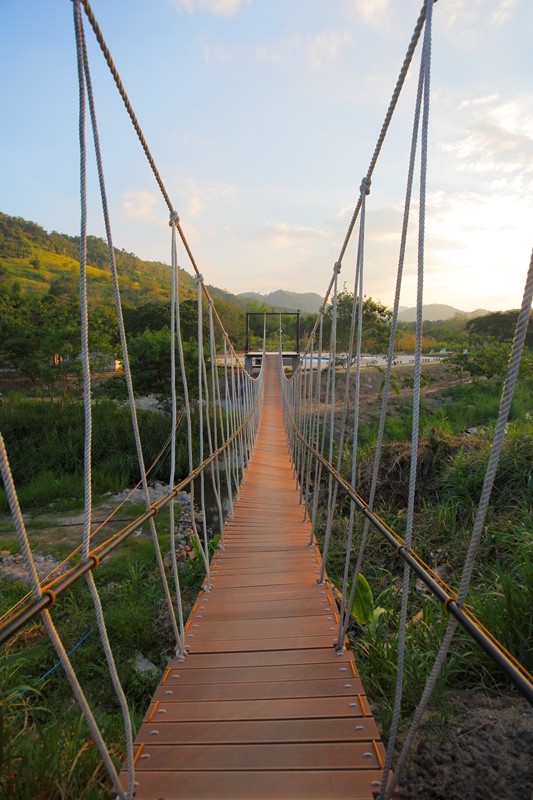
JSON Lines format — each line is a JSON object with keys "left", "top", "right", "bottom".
{"left": 123, "top": 355, "right": 386, "bottom": 799}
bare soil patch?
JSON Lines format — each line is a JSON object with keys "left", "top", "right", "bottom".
{"left": 400, "top": 692, "right": 533, "bottom": 799}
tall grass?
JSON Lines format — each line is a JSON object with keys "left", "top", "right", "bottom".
{"left": 0, "top": 522, "right": 211, "bottom": 798}
{"left": 324, "top": 377, "right": 533, "bottom": 735}
{"left": 0, "top": 398, "right": 199, "bottom": 512}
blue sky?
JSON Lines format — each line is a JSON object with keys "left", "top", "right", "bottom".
{"left": 1, "top": 0, "right": 531, "bottom": 311}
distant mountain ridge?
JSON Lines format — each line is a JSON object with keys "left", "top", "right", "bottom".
{"left": 238, "top": 293, "right": 492, "bottom": 322}
{"left": 397, "top": 304, "right": 491, "bottom": 322}
{"left": 238, "top": 290, "right": 323, "bottom": 314}
{"left": 0, "top": 212, "right": 494, "bottom": 323}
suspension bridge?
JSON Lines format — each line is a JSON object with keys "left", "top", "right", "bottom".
{"left": 122, "top": 355, "right": 387, "bottom": 799}
{"left": 1, "top": 1, "right": 532, "bottom": 799}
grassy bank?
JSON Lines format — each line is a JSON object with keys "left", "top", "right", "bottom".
{"left": 318, "top": 376, "right": 532, "bottom": 733}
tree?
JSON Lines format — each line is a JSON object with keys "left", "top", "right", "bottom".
{"left": 123, "top": 302, "right": 170, "bottom": 336}
{"left": 466, "top": 310, "right": 533, "bottom": 347}
{"left": 447, "top": 339, "right": 511, "bottom": 380}
{"left": 128, "top": 329, "right": 199, "bottom": 397}
{"left": 323, "top": 288, "right": 392, "bottom": 354}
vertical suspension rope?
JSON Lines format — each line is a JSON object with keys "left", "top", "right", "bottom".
{"left": 318, "top": 263, "right": 341, "bottom": 582}
{"left": 206, "top": 301, "right": 225, "bottom": 546}
{"left": 169, "top": 216, "right": 186, "bottom": 657}
{"left": 73, "top": 6, "right": 134, "bottom": 795}
{"left": 336, "top": 177, "right": 369, "bottom": 649}
{"left": 196, "top": 276, "right": 210, "bottom": 560}
{"left": 380, "top": 3, "right": 433, "bottom": 796}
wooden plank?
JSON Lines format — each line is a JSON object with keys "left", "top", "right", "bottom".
{"left": 122, "top": 355, "right": 384, "bottom": 799}
{"left": 153, "top": 677, "right": 364, "bottom": 702}
{"left": 123, "top": 770, "right": 384, "bottom": 799}
{"left": 160, "top": 661, "right": 358, "bottom": 685}
{"left": 165, "top": 647, "right": 356, "bottom": 670}
{"left": 133, "top": 741, "right": 385, "bottom": 771}
{"left": 143, "top": 695, "right": 370, "bottom": 722}
{"left": 134, "top": 716, "right": 381, "bottom": 745}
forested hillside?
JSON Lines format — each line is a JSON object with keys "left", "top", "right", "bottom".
{"left": 0, "top": 211, "right": 194, "bottom": 306}
{"left": 0, "top": 212, "right": 318, "bottom": 396}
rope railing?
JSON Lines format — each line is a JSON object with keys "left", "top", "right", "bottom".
{"left": 2, "top": 0, "right": 531, "bottom": 797}
{"left": 1, "top": 3, "right": 265, "bottom": 797}
{"left": 280, "top": 0, "right": 533, "bottom": 795}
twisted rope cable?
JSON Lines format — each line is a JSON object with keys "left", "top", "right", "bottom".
{"left": 196, "top": 277, "right": 210, "bottom": 560}
{"left": 78, "top": 5, "right": 182, "bottom": 656}
{"left": 169, "top": 218, "right": 186, "bottom": 657}
{"left": 78, "top": 10, "right": 179, "bottom": 648}
{"left": 78, "top": 0, "right": 249, "bottom": 377}
{"left": 337, "top": 179, "right": 368, "bottom": 647}
{"left": 380, "top": 7, "right": 433, "bottom": 796}
{"left": 0, "top": 434, "right": 177, "bottom": 627}
{"left": 309, "top": 314, "right": 326, "bottom": 544}
{"left": 74, "top": 7, "right": 135, "bottom": 795}
{"left": 301, "top": 1, "right": 431, "bottom": 354}
{"left": 318, "top": 264, "right": 340, "bottom": 583}
{"left": 205, "top": 303, "right": 225, "bottom": 544}
{"left": 457, "top": 254, "right": 533, "bottom": 604}
{"left": 222, "top": 340, "right": 236, "bottom": 517}
{"left": 0, "top": 428, "right": 127, "bottom": 799}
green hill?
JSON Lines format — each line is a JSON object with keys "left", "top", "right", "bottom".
{"left": 0, "top": 211, "right": 197, "bottom": 307}
{"left": 0, "top": 212, "right": 318, "bottom": 360}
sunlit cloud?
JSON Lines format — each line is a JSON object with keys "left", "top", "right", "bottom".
{"left": 440, "top": 95, "right": 533, "bottom": 192}
{"left": 256, "top": 30, "right": 351, "bottom": 69}
{"left": 490, "top": 0, "right": 518, "bottom": 26}
{"left": 200, "top": 39, "right": 232, "bottom": 64}
{"left": 176, "top": 180, "right": 237, "bottom": 218}
{"left": 122, "top": 190, "right": 158, "bottom": 220}
{"left": 443, "top": 0, "right": 518, "bottom": 30}
{"left": 173, "top": 0, "right": 249, "bottom": 17}
{"left": 306, "top": 31, "right": 352, "bottom": 68}
{"left": 350, "top": 0, "right": 391, "bottom": 26}
{"left": 261, "top": 222, "right": 328, "bottom": 245}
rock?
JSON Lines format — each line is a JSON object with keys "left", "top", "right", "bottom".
{"left": 131, "top": 652, "right": 161, "bottom": 678}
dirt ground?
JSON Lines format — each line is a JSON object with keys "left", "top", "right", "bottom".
{"left": 400, "top": 691, "right": 533, "bottom": 799}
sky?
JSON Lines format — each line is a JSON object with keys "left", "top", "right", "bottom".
{"left": 0, "top": 0, "right": 531, "bottom": 312}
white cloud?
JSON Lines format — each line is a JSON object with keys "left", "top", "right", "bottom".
{"left": 256, "top": 30, "right": 351, "bottom": 69}
{"left": 173, "top": 0, "right": 249, "bottom": 16}
{"left": 177, "top": 180, "right": 237, "bottom": 218}
{"left": 443, "top": 0, "right": 518, "bottom": 30}
{"left": 490, "top": 0, "right": 518, "bottom": 26}
{"left": 261, "top": 222, "right": 328, "bottom": 245}
{"left": 350, "top": 0, "right": 391, "bottom": 27}
{"left": 440, "top": 95, "right": 533, "bottom": 193}
{"left": 122, "top": 190, "right": 158, "bottom": 220}
{"left": 306, "top": 30, "right": 352, "bottom": 68}
{"left": 200, "top": 39, "right": 232, "bottom": 64}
